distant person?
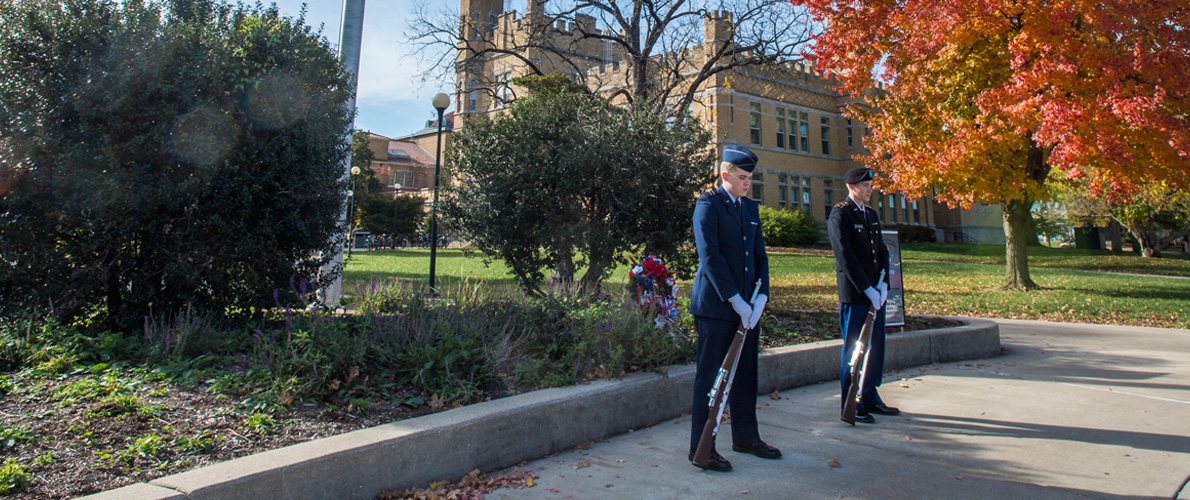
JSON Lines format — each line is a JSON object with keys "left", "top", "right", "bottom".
{"left": 687, "top": 145, "right": 778, "bottom": 472}
{"left": 828, "top": 167, "right": 898, "bottom": 424}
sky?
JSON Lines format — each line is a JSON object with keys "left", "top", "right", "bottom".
{"left": 270, "top": 0, "right": 451, "bottom": 139}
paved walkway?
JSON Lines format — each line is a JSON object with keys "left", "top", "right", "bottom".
{"left": 489, "top": 319, "right": 1190, "bottom": 500}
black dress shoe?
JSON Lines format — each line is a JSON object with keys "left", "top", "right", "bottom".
{"left": 843, "top": 409, "right": 876, "bottom": 424}
{"left": 689, "top": 449, "right": 733, "bottom": 472}
{"left": 865, "top": 403, "right": 900, "bottom": 416}
{"left": 732, "top": 441, "right": 782, "bottom": 459}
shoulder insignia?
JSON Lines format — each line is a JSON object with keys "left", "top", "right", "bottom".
{"left": 835, "top": 201, "right": 850, "bottom": 208}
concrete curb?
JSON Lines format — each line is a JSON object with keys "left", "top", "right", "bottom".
{"left": 77, "top": 317, "right": 999, "bottom": 500}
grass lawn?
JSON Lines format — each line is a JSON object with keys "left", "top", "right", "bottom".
{"left": 902, "top": 242, "right": 1190, "bottom": 277}
{"left": 346, "top": 245, "right": 1190, "bottom": 329}
{"left": 342, "top": 249, "right": 634, "bottom": 295}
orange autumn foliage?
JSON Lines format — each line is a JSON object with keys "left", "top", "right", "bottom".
{"left": 791, "top": 0, "right": 1190, "bottom": 207}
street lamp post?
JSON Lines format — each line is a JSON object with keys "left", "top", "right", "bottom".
{"left": 391, "top": 182, "right": 402, "bottom": 246}
{"left": 428, "top": 92, "right": 450, "bottom": 294}
{"left": 347, "top": 166, "right": 360, "bottom": 257}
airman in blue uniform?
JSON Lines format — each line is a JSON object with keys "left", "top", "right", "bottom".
{"left": 828, "top": 167, "right": 900, "bottom": 423}
{"left": 688, "top": 145, "right": 779, "bottom": 472}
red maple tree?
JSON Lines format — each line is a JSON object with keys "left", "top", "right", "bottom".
{"left": 793, "top": 0, "right": 1190, "bottom": 288}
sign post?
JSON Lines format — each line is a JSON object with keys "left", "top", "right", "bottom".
{"left": 882, "top": 230, "right": 905, "bottom": 327}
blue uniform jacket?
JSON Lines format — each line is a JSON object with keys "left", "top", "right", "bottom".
{"left": 827, "top": 196, "right": 890, "bottom": 305}
{"left": 690, "top": 186, "right": 769, "bottom": 320}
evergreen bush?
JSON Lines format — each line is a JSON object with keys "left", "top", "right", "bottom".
{"left": 0, "top": 0, "right": 352, "bottom": 329}
{"left": 758, "top": 205, "right": 822, "bottom": 246}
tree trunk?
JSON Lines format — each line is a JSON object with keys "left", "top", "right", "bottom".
{"left": 580, "top": 251, "right": 609, "bottom": 298}
{"left": 553, "top": 239, "right": 576, "bottom": 282}
{"left": 998, "top": 198, "right": 1039, "bottom": 290}
{"left": 1126, "top": 223, "right": 1161, "bottom": 257}
{"left": 1108, "top": 219, "right": 1123, "bottom": 254}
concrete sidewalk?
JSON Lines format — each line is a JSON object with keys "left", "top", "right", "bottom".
{"left": 488, "top": 319, "right": 1190, "bottom": 500}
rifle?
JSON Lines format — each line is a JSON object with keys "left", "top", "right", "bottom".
{"left": 692, "top": 279, "right": 763, "bottom": 468}
{"left": 841, "top": 270, "right": 885, "bottom": 425}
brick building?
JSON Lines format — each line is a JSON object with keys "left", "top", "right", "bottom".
{"left": 431, "top": 0, "right": 1003, "bottom": 242}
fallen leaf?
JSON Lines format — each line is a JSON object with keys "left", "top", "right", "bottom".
{"left": 616, "top": 459, "right": 625, "bottom": 463}
{"left": 769, "top": 390, "right": 780, "bottom": 400}
{"left": 605, "top": 484, "right": 614, "bottom": 488}
{"left": 828, "top": 460, "right": 841, "bottom": 468}
{"left": 575, "top": 441, "right": 593, "bottom": 450}
{"left": 740, "top": 491, "right": 750, "bottom": 494}
{"left": 904, "top": 436, "right": 912, "bottom": 441}
{"left": 899, "top": 384, "right": 909, "bottom": 388}
{"left": 955, "top": 476, "right": 964, "bottom": 480}
{"left": 525, "top": 477, "right": 534, "bottom": 487}
{"left": 548, "top": 488, "right": 560, "bottom": 493}
{"left": 572, "top": 461, "right": 590, "bottom": 470}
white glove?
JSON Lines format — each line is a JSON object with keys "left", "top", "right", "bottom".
{"left": 728, "top": 294, "right": 752, "bottom": 325}
{"left": 863, "top": 286, "right": 881, "bottom": 309}
{"left": 746, "top": 294, "right": 768, "bottom": 330}
{"left": 877, "top": 282, "right": 889, "bottom": 310}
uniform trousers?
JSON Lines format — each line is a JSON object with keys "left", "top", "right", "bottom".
{"left": 838, "top": 302, "right": 888, "bottom": 410}
{"left": 690, "top": 315, "right": 761, "bottom": 450}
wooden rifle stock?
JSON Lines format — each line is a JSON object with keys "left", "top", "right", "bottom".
{"left": 841, "top": 270, "right": 885, "bottom": 425}
{"left": 692, "top": 279, "right": 763, "bottom": 468}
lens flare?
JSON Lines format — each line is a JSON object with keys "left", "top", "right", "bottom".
{"left": 170, "top": 106, "right": 238, "bottom": 167}
{"left": 245, "top": 72, "right": 309, "bottom": 129}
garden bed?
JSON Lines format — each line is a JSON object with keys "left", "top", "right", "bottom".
{"left": 0, "top": 311, "right": 957, "bottom": 499}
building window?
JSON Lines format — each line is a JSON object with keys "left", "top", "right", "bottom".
{"left": 801, "top": 178, "right": 812, "bottom": 213}
{"left": 824, "top": 180, "right": 833, "bottom": 217}
{"left": 494, "top": 73, "right": 512, "bottom": 108}
{"left": 820, "top": 117, "right": 831, "bottom": 156}
{"left": 798, "top": 112, "right": 809, "bottom": 152}
{"left": 752, "top": 183, "right": 763, "bottom": 203}
{"left": 467, "top": 79, "right": 479, "bottom": 112}
{"left": 901, "top": 196, "right": 909, "bottom": 223}
{"left": 913, "top": 200, "right": 920, "bottom": 223}
{"left": 775, "top": 109, "right": 786, "bottom": 149}
{"left": 888, "top": 194, "right": 897, "bottom": 222}
{"left": 789, "top": 177, "right": 799, "bottom": 209}
{"left": 846, "top": 119, "right": 854, "bottom": 149}
{"left": 749, "top": 103, "right": 762, "bottom": 145}
{"left": 777, "top": 174, "right": 788, "bottom": 208}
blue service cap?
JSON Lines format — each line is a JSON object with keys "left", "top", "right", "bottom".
{"left": 844, "top": 167, "right": 873, "bottom": 184}
{"left": 722, "top": 145, "right": 758, "bottom": 172}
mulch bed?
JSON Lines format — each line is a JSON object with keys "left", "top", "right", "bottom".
{"left": 0, "top": 313, "right": 962, "bottom": 499}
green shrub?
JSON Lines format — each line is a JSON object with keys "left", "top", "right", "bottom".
{"left": 759, "top": 206, "right": 822, "bottom": 246}
{"left": 355, "top": 278, "right": 692, "bottom": 399}
{"left": 892, "top": 224, "right": 937, "bottom": 243}
{"left": 0, "top": 425, "right": 32, "bottom": 451}
{"left": 0, "top": 459, "right": 30, "bottom": 494}
{"left": 0, "top": 0, "right": 352, "bottom": 329}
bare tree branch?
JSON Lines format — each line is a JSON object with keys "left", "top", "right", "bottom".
{"left": 406, "top": 0, "right": 819, "bottom": 120}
